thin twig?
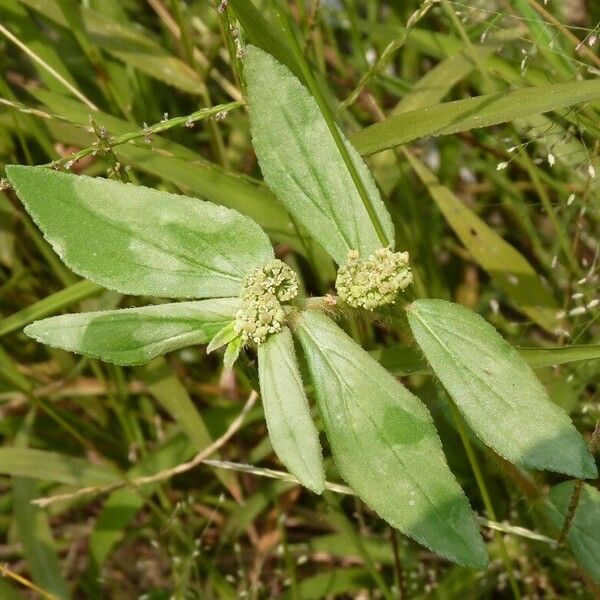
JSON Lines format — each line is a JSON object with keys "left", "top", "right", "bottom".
{"left": 33, "top": 391, "right": 257, "bottom": 507}
{"left": 0, "top": 564, "right": 59, "bottom": 600}
{"left": 201, "top": 459, "right": 558, "bottom": 546}
{"left": 48, "top": 101, "right": 242, "bottom": 169}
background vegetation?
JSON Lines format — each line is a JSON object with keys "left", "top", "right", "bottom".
{"left": 0, "top": 0, "right": 599, "bottom": 598}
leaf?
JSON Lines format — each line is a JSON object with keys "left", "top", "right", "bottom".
{"left": 403, "top": 152, "right": 558, "bottom": 331}
{"left": 244, "top": 45, "right": 394, "bottom": 265}
{"left": 295, "top": 310, "right": 487, "bottom": 568}
{"left": 13, "top": 478, "right": 71, "bottom": 600}
{"left": 18, "top": 0, "right": 206, "bottom": 95}
{"left": 406, "top": 299, "right": 596, "bottom": 479}
{"left": 24, "top": 299, "right": 240, "bottom": 366}
{"left": 0, "top": 447, "right": 120, "bottom": 485}
{"left": 223, "top": 336, "right": 242, "bottom": 371}
{"left": 6, "top": 165, "right": 274, "bottom": 298}
{"left": 258, "top": 327, "right": 325, "bottom": 494}
{"left": 351, "top": 79, "right": 600, "bottom": 155}
{"left": 0, "top": 279, "right": 102, "bottom": 337}
{"left": 517, "top": 344, "right": 600, "bottom": 369}
{"left": 227, "top": 0, "right": 300, "bottom": 79}
{"left": 545, "top": 481, "right": 600, "bottom": 583}
{"left": 207, "top": 322, "right": 238, "bottom": 354}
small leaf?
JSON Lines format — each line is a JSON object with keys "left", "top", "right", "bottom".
{"left": 25, "top": 299, "right": 240, "bottom": 365}
{"left": 258, "top": 327, "right": 325, "bottom": 494}
{"left": 407, "top": 299, "right": 596, "bottom": 479}
{"left": 223, "top": 336, "right": 242, "bottom": 371}
{"left": 244, "top": 46, "right": 394, "bottom": 265}
{"left": 545, "top": 481, "right": 600, "bottom": 583}
{"left": 207, "top": 322, "right": 238, "bottom": 354}
{"left": 6, "top": 165, "right": 274, "bottom": 298}
{"left": 295, "top": 310, "right": 487, "bottom": 567}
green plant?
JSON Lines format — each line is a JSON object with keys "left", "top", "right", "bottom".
{"left": 5, "top": 43, "right": 596, "bottom": 573}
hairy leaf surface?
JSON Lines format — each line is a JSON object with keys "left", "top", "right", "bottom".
{"left": 244, "top": 46, "right": 394, "bottom": 264}
{"left": 6, "top": 165, "right": 273, "bottom": 298}
{"left": 407, "top": 299, "right": 596, "bottom": 478}
{"left": 258, "top": 327, "right": 325, "bottom": 494}
{"left": 295, "top": 310, "right": 487, "bottom": 568}
{"left": 25, "top": 299, "right": 239, "bottom": 365}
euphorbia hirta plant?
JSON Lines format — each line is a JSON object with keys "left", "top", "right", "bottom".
{"left": 6, "top": 44, "right": 595, "bottom": 570}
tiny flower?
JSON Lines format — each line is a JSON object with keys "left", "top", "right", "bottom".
{"left": 234, "top": 259, "right": 299, "bottom": 345}
{"left": 335, "top": 248, "right": 413, "bottom": 310}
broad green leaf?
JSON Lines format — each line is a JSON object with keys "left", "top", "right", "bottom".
{"left": 545, "top": 482, "right": 600, "bottom": 583}
{"left": 6, "top": 165, "right": 274, "bottom": 298}
{"left": 407, "top": 300, "right": 596, "bottom": 479}
{"left": 24, "top": 299, "right": 240, "bottom": 366}
{"left": 244, "top": 45, "right": 395, "bottom": 265}
{"left": 258, "top": 327, "right": 325, "bottom": 494}
{"left": 351, "top": 79, "right": 600, "bottom": 155}
{"left": 403, "top": 153, "right": 558, "bottom": 331}
{"left": 0, "top": 447, "right": 120, "bottom": 485}
{"left": 28, "top": 89, "right": 333, "bottom": 270}
{"left": 295, "top": 310, "right": 487, "bottom": 568}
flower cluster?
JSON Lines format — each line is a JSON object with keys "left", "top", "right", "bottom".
{"left": 335, "top": 248, "right": 413, "bottom": 310}
{"left": 234, "top": 259, "right": 299, "bottom": 345}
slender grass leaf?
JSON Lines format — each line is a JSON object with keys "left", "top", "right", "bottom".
{"left": 24, "top": 299, "right": 239, "bottom": 365}
{"left": 0, "top": 447, "right": 120, "bottom": 485}
{"left": 258, "top": 327, "right": 325, "bottom": 494}
{"left": 18, "top": 0, "right": 205, "bottom": 95}
{"left": 407, "top": 299, "right": 596, "bottom": 479}
{"left": 295, "top": 310, "right": 487, "bottom": 568}
{"left": 244, "top": 45, "right": 394, "bottom": 264}
{"left": 403, "top": 152, "right": 558, "bottom": 331}
{"left": 351, "top": 79, "right": 600, "bottom": 155}
{"left": 372, "top": 343, "right": 600, "bottom": 376}
{"left": 0, "top": 280, "right": 102, "bottom": 337}
{"left": 517, "top": 345, "right": 600, "bottom": 369}
{"left": 13, "top": 478, "right": 71, "bottom": 600}
{"left": 6, "top": 165, "right": 274, "bottom": 298}
{"left": 545, "top": 482, "right": 600, "bottom": 583}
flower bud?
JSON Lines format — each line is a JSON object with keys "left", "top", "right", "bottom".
{"left": 335, "top": 248, "right": 413, "bottom": 310}
{"left": 234, "top": 260, "right": 300, "bottom": 345}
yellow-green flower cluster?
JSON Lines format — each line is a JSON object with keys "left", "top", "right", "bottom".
{"left": 335, "top": 248, "right": 412, "bottom": 310}
{"left": 234, "top": 259, "right": 299, "bottom": 345}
